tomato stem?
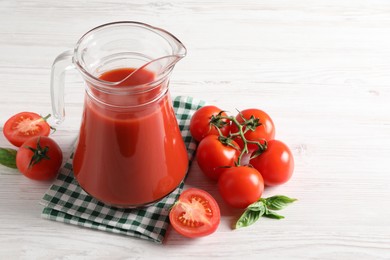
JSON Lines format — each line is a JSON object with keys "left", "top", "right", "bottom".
{"left": 209, "top": 112, "right": 228, "bottom": 132}
{"left": 217, "top": 115, "right": 267, "bottom": 166}
{"left": 25, "top": 137, "right": 51, "bottom": 168}
{"left": 229, "top": 117, "right": 248, "bottom": 165}
{"left": 213, "top": 122, "right": 225, "bottom": 137}
{"left": 41, "top": 114, "right": 51, "bottom": 121}
{"left": 41, "top": 114, "right": 57, "bottom": 133}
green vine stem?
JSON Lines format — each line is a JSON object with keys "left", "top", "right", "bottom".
{"left": 209, "top": 113, "right": 267, "bottom": 166}
{"left": 41, "top": 114, "right": 57, "bottom": 133}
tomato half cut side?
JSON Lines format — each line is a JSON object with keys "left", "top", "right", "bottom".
{"left": 169, "top": 188, "right": 221, "bottom": 238}
{"left": 3, "top": 112, "right": 51, "bottom": 147}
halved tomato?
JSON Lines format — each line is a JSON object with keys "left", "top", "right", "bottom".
{"left": 169, "top": 188, "right": 220, "bottom": 238}
{"left": 3, "top": 112, "right": 51, "bottom": 147}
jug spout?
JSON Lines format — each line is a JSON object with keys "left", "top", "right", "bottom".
{"left": 119, "top": 53, "right": 184, "bottom": 86}
{"left": 160, "top": 30, "right": 187, "bottom": 72}
{"left": 119, "top": 31, "right": 187, "bottom": 85}
{"left": 160, "top": 27, "right": 187, "bottom": 65}
{"left": 157, "top": 52, "right": 186, "bottom": 74}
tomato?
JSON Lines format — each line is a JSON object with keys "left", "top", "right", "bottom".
{"left": 218, "top": 166, "right": 264, "bottom": 209}
{"left": 230, "top": 109, "right": 275, "bottom": 152}
{"left": 190, "top": 106, "right": 230, "bottom": 142}
{"left": 169, "top": 188, "right": 220, "bottom": 238}
{"left": 16, "top": 136, "right": 63, "bottom": 181}
{"left": 196, "top": 135, "right": 240, "bottom": 181}
{"left": 250, "top": 140, "right": 294, "bottom": 186}
{"left": 3, "top": 112, "right": 51, "bottom": 147}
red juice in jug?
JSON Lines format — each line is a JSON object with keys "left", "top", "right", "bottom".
{"left": 72, "top": 68, "right": 188, "bottom": 207}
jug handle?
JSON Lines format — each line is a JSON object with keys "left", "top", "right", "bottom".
{"left": 50, "top": 50, "right": 75, "bottom": 125}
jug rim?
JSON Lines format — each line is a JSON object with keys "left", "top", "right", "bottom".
{"left": 72, "top": 21, "right": 186, "bottom": 93}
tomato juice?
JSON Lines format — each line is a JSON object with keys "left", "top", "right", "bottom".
{"left": 73, "top": 68, "right": 188, "bottom": 207}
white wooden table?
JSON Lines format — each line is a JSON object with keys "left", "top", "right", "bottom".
{"left": 1, "top": 1, "right": 390, "bottom": 259}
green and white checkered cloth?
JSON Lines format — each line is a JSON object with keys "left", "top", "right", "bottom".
{"left": 40, "top": 96, "right": 205, "bottom": 243}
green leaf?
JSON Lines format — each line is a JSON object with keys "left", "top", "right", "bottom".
{"left": 265, "top": 195, "right": 297, "bottom": 211}
{"left": 263, "top": 209, "right": 285, "bottom": 219}
{"left": 0, "top": 148, "right": 18, "bottom": 169}
{"left": 235, "top": 195, "right": 297, "bottom": 229}
{"left": 247, "top": 200, "right": 266, "bottom": 211}
{"left": 235, "top": 201, "right": 266, "bottom": 229}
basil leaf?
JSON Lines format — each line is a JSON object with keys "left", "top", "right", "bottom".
{"left": 264, "top": 209, "right": 285, "bottom": 219}
{"left": 0, "top": 148, "right": 17, "bottom": 169}
{"left": 247, "top": 200, "right": 266, "bottom": 212}
{"left": 235, "top": 195, "right": 297, "bottom": 229}
{"left": 235, "top": 202, "right": 265, "bottom": 229}
{"left": 265, "top": 195, "right": 297, "bottom": 211}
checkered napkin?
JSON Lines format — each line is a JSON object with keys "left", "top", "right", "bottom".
{"left": 40, "top": 96, "right": 205, "bottom": 243}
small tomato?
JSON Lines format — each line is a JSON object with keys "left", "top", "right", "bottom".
{"left": 218, "top": 166, "right": 264, "bottom": 208}
{"left": 190, "top": 106, "right": 230, "bottom": 142}
{"left": 16, "top": 136, "right": 63, "bottom": 181}
{"left": 231, "top": 109, "right": 275, "bottom": 152}
{"left": 196, "top": 135, "right": 240, "bottom": 181}
{"left": 250, "top": 140, "right": 294, "bottom": 186}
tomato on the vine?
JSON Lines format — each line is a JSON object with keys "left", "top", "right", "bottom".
{"left": 169, "top": 188, "right": 220, "bottom": 238}
{"left": 196, "top": 135, "right": 240, "bottom": 181}
{"left": 16, "top": 136, "right": 63, "bottom": 181}
{"left": 250, "top": 140, "right": 294, "bottom": 186}
{"left": 189, "top": 106, "right": 230, "bottom": 142}
{"left": 218, "top": 166, "right": 264, "bottom": 209}
{"left": 3, "top": 112, "right": 51, "bottom": 147}
{"left": 230, "top": 109, "right": 275, "bottom": 152}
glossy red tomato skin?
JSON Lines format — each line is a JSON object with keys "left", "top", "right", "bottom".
{"left": 16, "top": 136, "right": 63, "bottom": 181}
{"left": 218, "top": 166, "right": 264, "bottom": 209}
{"left": 196, "top": 135, "right": 240, "bottom": 181}
{"left": 231, "top": 109, "right": 275, "bottom": 152}
{"left": 3, "top": 112, "right": 51, "bottom": 147}
{"left": 189, "top": 106, "right": 230, "bottom": 142}
{"left": 169, "top": 188, "right": 221, "bottom": 238}
{"left": 250, "top": 140, "right": 294, "bottom": 186}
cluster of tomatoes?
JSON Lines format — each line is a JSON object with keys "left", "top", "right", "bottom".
{"left": 0, "top": 112, "right": 63, "bottom": 181}
{"left": 169, "top": 105, "right": 294, "bottom": 239}
{"left": 191, "top": 105, "right": 294, "bottom": 209}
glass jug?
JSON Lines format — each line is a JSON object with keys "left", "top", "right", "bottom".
{"left": 50, "top": 21, "right": 188, "bottom": 208}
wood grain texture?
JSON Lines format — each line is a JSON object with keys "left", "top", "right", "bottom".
{"left": 1, "top": 0, "right": 390, "bottom": 259}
